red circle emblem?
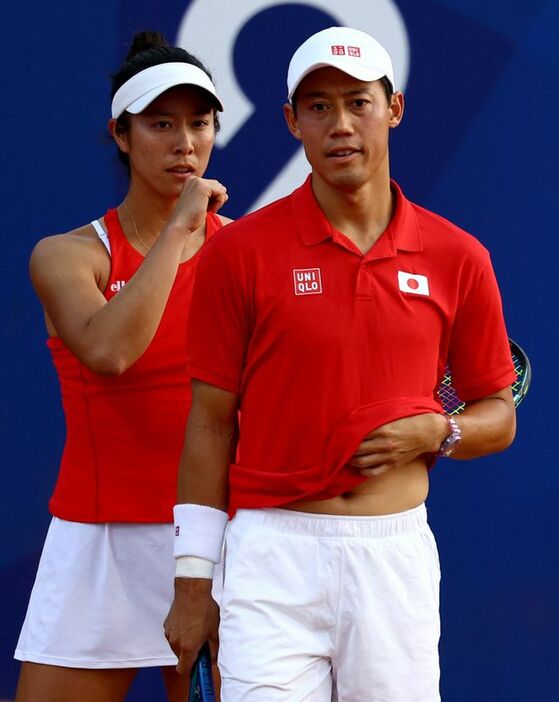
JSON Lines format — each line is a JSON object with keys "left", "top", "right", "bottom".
{"left": 407, "top": 278, "right": 419, "bottom": 290}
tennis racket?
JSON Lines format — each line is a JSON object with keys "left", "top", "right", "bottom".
{"left": 437, "top": 338, "right": 531, "bottom": 415}
{"left": 189, "top": 642, "right": 216, "bottom": 702}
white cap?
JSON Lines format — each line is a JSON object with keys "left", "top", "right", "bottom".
{"left": 287, "top": 27, "right": 395, "bottom": 102}
{"left": 111, "top": 62, "right": 223, "bottom": 119}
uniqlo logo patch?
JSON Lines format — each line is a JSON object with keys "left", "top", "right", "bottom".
{"left": 348, "top": 46, "right": 361, "bottom": 57}
{"left": 397, "top": 271, "right": 430, "bottom": 296}
{"left": 331, "top": 44, "right": 346, "bottom": 56}
{"left": 293, "top": 268, "right": 323, "bottom": 296}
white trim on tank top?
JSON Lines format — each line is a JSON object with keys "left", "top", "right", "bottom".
{"left": 91, "top": 219, "right": 111, "bottom": 255}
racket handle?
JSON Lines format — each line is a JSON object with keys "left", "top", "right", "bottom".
{"left": 189, "top": 641, "right": 216, "bottom": 702}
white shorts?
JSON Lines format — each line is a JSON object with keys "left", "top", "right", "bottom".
{"left": 218, "top": 504, "right": 441, "bottom": 702}
{"left": 15, "top": 518, "right": 178, "bottom": 669}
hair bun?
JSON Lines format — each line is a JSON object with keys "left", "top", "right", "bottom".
{"left": 126, "top": 31, "right": 169, "bottom": 61}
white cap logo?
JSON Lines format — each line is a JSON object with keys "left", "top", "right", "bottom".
{"left": 398, "top": 271, "right": 429, "bottom": 296}
{"left": 331, "top": 45, "right": 361, "bottom": 57}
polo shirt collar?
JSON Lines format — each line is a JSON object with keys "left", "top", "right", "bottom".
{"left": 290, "top": 175, "right": 423, "bottom": 254}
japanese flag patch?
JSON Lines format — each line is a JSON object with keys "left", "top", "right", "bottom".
{"left": 397, "top": 271, "right": 430, "bottom": 296}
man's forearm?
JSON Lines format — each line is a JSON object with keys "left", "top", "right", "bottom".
{"left": 451, "top": 388, "right": 516, "bottom": 460}
{"left": 176, "top": 378, "right": 238, "bottom": 508}
{"left": 164, "top": 382, "right": 237, "bottom": 673}
{"left": 177, "top": 417, "right": 235, "bottom": 509}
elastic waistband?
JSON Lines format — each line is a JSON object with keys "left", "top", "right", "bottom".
{"left": 232, "top": 504, "right": 428, "bottom": 538}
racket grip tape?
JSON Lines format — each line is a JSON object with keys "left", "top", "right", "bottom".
{"left": 189, "top": 641, "right": 216, "bottom": 701}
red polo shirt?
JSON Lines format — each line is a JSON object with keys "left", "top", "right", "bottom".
{"left": 186, "top": 177, "right": 516, "bottom": 511}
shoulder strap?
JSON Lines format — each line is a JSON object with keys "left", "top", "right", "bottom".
{"left": 91, "top": 219, "right": 111, "bottom": 255}
{"left": 205, "top": 211, "right": 226, "bottom": 239}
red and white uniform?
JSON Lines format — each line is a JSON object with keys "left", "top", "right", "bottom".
{"left": 15, "top": 210, "right": 223, "bottom": 669}
{"left": 187, "top": 178, "right": 515, "bottom": 700}
{"left": 49, "top": 207, "right": 222, "bottom": 522}
{"left": 187, "top": 177, "right": 516, "bottom": 512}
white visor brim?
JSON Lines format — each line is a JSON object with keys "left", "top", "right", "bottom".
{"left": 111, "top": 62, "right": 223, "bottom": 119}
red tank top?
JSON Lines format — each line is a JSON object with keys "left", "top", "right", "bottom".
{"left": 48, "top": 208, "right": 223, "bottom": 522}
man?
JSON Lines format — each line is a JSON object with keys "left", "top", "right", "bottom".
{"left": 165, "top": 26, "right": 517, "bottom": 701}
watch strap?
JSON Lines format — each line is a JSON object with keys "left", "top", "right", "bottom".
{"left": 437, "top": 415, "right": 462, "bottom": 457}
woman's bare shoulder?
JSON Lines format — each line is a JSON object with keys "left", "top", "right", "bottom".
{"left": 31, "top": 219, "right": 108, "bottom": 261}
{"left": 30, "top": 219, "right": 111, "bottom": 288}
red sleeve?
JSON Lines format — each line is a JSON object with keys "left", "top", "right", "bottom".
{"left": 447, "top": 250, "right": 516, "bottom": 401}
{"left": 186, "top": 234, "right": 252, "bottom": 394}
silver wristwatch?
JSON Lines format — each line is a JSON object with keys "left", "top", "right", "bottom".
{"left": 437, "top": 416, "right": 462, "bottom": 457}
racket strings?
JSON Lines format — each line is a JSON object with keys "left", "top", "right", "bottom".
{"left": 438, "top": 345, "right": 529, "bottom": 416}
{"left": 512, "top": 353, "right": 525, "bottom": 393}
{"left": 437, "top": 372, "right": 465, "bottom": 415}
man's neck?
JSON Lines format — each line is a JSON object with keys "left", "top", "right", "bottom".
{"left": 311, "top": 172, "right": 394, "bottom": 255}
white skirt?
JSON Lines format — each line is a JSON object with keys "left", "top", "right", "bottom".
{"left": 15, "top": 518, "right": 180, "bottom": 668}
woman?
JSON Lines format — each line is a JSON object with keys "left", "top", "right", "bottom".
{"left": 14, "top": 31, "right": 229, "bottom": 702}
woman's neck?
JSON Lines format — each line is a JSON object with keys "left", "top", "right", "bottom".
{"left": 120, "top": 185, "right": 179, "bottom": 244}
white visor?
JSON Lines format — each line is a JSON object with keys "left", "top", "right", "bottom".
{"left": 111, "top": 62, "right": 223, "bottom": 119}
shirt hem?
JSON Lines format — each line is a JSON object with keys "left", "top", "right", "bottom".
{"left": 186, "top": 363, "right": 240, "bottom": 394}
{"left": 457, "top": 368, "right": 517, "bottom": 402}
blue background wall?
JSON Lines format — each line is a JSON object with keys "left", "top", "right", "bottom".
{"left": 2, "top": 1, "right": 557, "bottom": 699}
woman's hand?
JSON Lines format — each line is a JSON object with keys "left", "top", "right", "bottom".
{"left": 167, "top": 176, "right": 228, "bottom": 235}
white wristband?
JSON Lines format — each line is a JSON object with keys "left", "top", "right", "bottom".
{"left": 175, "top": 555, "right": 215, "bottom": 580}
{"left": 173, "top": 503, "right": 228, "bottom": 562}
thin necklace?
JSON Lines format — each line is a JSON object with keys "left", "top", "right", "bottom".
{"left": 122, "top": 200, "right": 152, "bottom": 251}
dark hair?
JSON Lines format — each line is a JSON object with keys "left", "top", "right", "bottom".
{"left": 111, "top": 31, "right": 220, "bottom": 170}
{"left": 290, "top": 74, "right": 394, "bottom": 116}
{"left": 379, "top": 76, "right": 393, "bottom": 103}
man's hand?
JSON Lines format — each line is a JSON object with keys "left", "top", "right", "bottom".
{"left": 164, "top": 577, "right": 219, "bottom": 675}
{"left": 347, "top": 413, "right": 448, "bottom": 477}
